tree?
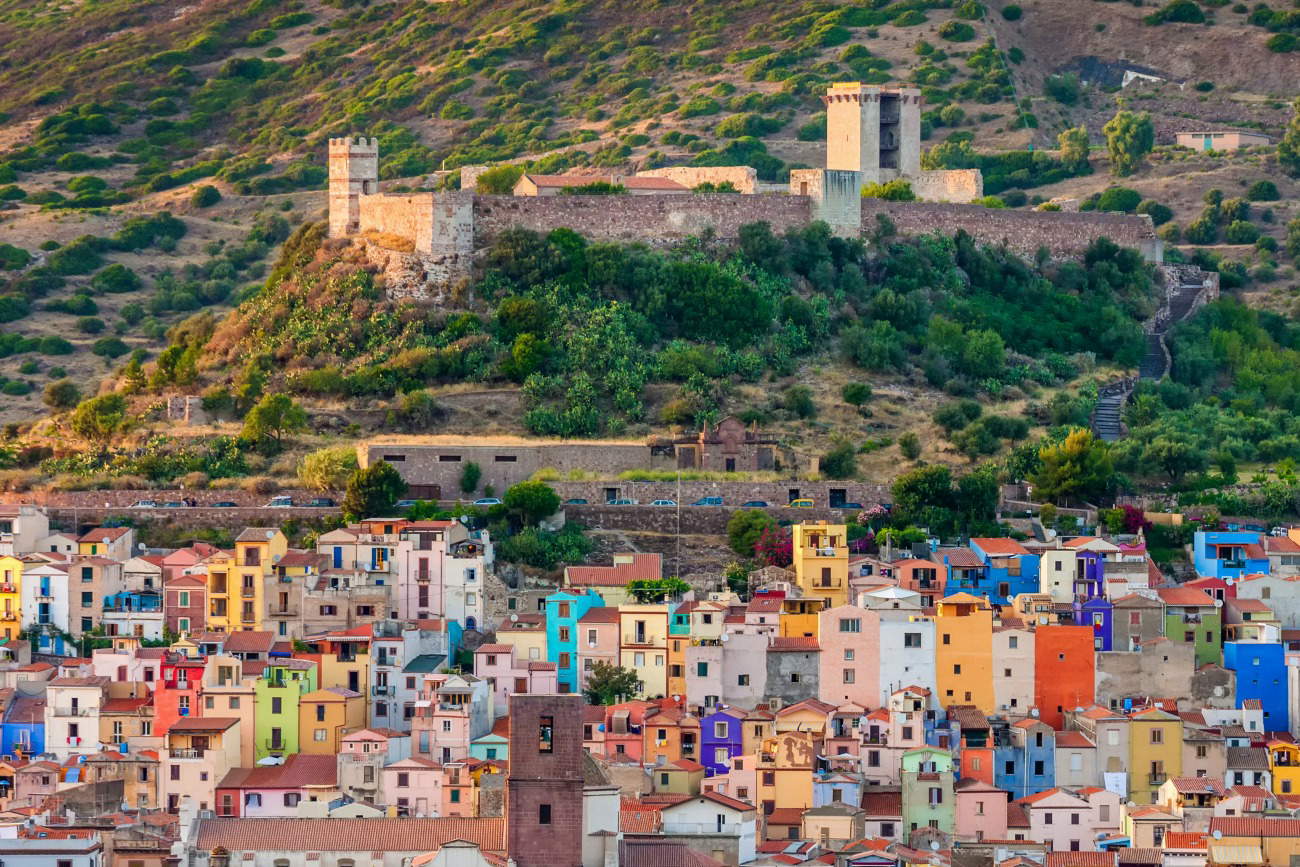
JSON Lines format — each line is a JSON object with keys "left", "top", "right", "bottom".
{"left": 460, "top": 461, "right": 482, "bottom": 494}
{"left": 1140, "top": 436, "right": 1205, "bottom": 481}
{"left": 1058, "top": 125, "right": 1091, "bottom": 173}
{"left": 961, "top": 329, "right": 1006, "bottom": 378}
{"left": 342, "top": 461, "right": 408, "bottom": 522}
{"left": 70, "top": 393, "right": 127, "bottom": 445}
{"left": 1031, "top": 428, "right": 1115, "bottom": 503}
{"left": 841, "top": 382, "right": 873, "bottom": 407}
{"left": 820, "top": 441, "right": 857, "bottom": 479}
{"left": 861, "top": 179, "right": 916, "bottom": 201}
{"left": 1280, "top": 97, "right": 1300, "bottom": 177}
{"left": 627, "top": 577, "right": 691, "bottom": 603}
{"left": 727, "top": 509, "right": 775, "bottom": 557}
{"left": 297, "top": 446, "right": 358, "bottom": 492}
{"left": 1103, "top": 110, "right": 1155, "bottom": 177}
{"left": 583, "top": 661, "right": 641, "bottom": 705}
{"left": 503, "top": 480, "right": 560, "bottom": 525}
{"left": 898, "top": 432, "right": 922, "bottom": 460}
{"left": 474, "top": 164, "right": 524, "bottom": 193}
{"left": 240, "top": 392, "right": 307, "bottom": 450}
{"left": 190, "top": 184, "right": 221, "bottom": 208}
{"left": 43, "top": 379, "right": 80, "bottom": 410}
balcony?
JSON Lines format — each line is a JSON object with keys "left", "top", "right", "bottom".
{"left": 1149, "top": 773, "right": 1168, "bottom": 785}
{"left": 0, "top": 583, "right": 14, "bottom": 593}
{"left": 265, "top": 739, "right": 287, "bottom": 753}
{"left": 373, "top": 685, "right": 393, "bottom": 697}
{"left": 0, "top": 612, "right": 15, "bottom": 621}
{"left": 53, "top": 706, "right": 94, "bottom": 717}
{"left": 169, "top": 748, "right": 205, "bottom": 759}
{"left": 273, "top": 607, "right": 299, "bottom": 617}
{"left": 241, "top": 587, "right": 257, "bottom": 599}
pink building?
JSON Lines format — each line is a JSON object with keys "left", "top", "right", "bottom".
{"left": 701, "top": 752, "right": 758, "bottom": 805}
{"left": 161, "top": 542, "right": 220, "bottom": 582}
{"left": 576, "top": 607, "right": 620, "bottom": 689}
{"left": 1016, "top": 787, "right": 1105, "bottom": 852}
{"left": 818, "top": 604, "right": 880, "bottom": 708}
{"left": 472, "top": 643, "right": 559, "bottom": 716}
{"left": 956, "top": 778, "right": 1009, "bottom": 842}
{"left": 411, "top": 672, "right": 492, "bottom": 764}
{"left": 382, "top": 756, "right": 443, "bottom": 816}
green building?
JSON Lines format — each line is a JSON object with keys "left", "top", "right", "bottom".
{"left": 900, "top": 745, "right": 956, "bottom": 836}
{"left": 1157, "top": 587, "right": 1222, "bottom": 668}
{"left": 253, "top": 657, "right": 317, "bottom": 760}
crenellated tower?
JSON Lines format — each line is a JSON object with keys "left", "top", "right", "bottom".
{"left": 327, "top": 136, "right": 379, "bottom": 238}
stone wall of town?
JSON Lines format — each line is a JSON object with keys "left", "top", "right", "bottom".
{"left": 472, "top": 193, "right": 814, "bottom": 245}
{"left": 911, "top": 169, "right": 984, "bottom": 202}
{"left": 861, "top": 200, "right": 1160, "bottom": 260}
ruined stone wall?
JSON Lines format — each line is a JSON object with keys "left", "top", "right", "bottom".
{"left": 472, "top": 193, "right": 813, "bottom": 245}
{"left": 861, "top": 200, "right": 1159, "bottom": 260}
{"left": 912, "top": 169, "right": 983, "bottom": 203}
{"left": 358, "top": 193, "right": 436, "bottom": 251}
{"left": 635, "top": 166, "right": 758, "bottom": 194}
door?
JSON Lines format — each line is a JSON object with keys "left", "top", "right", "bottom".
{"left": 348, "top": 671, "right": 360, "bottom": 692}
{"left": 788, "top": 489, "right": 800, "bottom": 503}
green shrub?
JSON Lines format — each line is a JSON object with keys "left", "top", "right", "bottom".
{"left": 1002, "top": 4, "right": 1023, "bottom": 20}
{"left": 1136, "top": 200, "right": 1174, "bottom": 226}
{"left": 1145, "top": 0, "right": 1206, "bottom": 24}
{"left": 938, "top": 20, "right": 976, "bottom": 41}
{"left": 1248, "top": 180, "right": 1280, "bottom": 201}
{"left": 76, "top": 316, "right": 106, "bottom": 334}
{"left": 1044, "top": 73, "right": 1081, "bottom": 105}
{"left": 91, "top": 264, "right": 143, "bottom": 294}
{"left": 679, "top": 95, "right": 721, "bottom": 118}
{"left": 1267, "top": 33, "right": 1297, "bottom": 52}
{"left": 715, "top": 113, "right": 782, "bottom": 138}
{"left": 0, "top": 244, "right": 31, "bottom": 270}
{"left": 1097, "top": 186, "right": 1142, "bottom": 213}
{"left": 0, "top": 185, "right": 26, "bottom": 200}
{"left": 1224, "top": 220, "right": 1261, "bottom": 244}
{"left": 862, "top": 179, "right": 916, "bottom": 201}
{"left": 190, "top": 185, "right": 221, "bottom": 208}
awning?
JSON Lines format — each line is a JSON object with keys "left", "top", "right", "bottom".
{"left": 1208, "top": 843, "right": 1263, "bottom": 865}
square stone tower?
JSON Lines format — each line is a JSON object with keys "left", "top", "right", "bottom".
{"left": 824, "top": 84, "right": 922, "bottom": 181}
{"left": 506, "top": 693, "right": 584, "bottom": 867}
{"left": 328, "top": 136, "right": 379, "bottom": 238}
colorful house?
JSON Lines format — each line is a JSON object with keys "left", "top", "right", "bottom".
{"left": 1266, "top": 740, "right": 1300, "bottom": 797}
{"left": 935, "top": 593, "right": 995, "bottom": 713}
{"left": 215, "top": 753, "right": 340, "bottom": 817}
{"left": 254, "top": 657, "right": 318, "bottom": 759}
{"left": 967, "top": 538, "right": 1040, "bottom": 607}
{"left": 1034, "top": 625, "right": 1097, "bottom": 729}
{"left": 995, "top": 719, "right": 1056, "bottom": 799}
{"left": 0, "top": 556, "right": 21, "bottom": 641}
{"left": 818, "top": 604, "right": 880, "bottom": 708}
{"left": 544, "top": 589, "right": 604, "bottom": 693}
{"left": 160, "top": 716, "right": 242, "bottom": 813}
{"left": 791, "top": 521, "right": 850, "bottom": 610}
{"left": 1129, "top": 706, "right": 1183, "bottom": 805}
{"left": 298, "top": 686, "right": 365, "bottom": 755}
{"left": 1193, "top": 531, "right": 1269, "bottom": 580}
{"left": 231, "top": 527, "right": 289, "bottom": 630}
{"left": 900, "top": 745, "right": 956, "bottom": 835}
{"left": 702, "top": 706, "right": 747, "bottom": 776}
{"left": 1223, "top": 641, "right": 1288, "bottom": 733}
{"left": 1157, "top": 586, "right": 1222, "bottom": 668}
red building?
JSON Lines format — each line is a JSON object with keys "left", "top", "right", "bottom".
{"left": 153, "top": 652, "right": 207, "bottom": 737}
{"left": 507, "top": 693, "right": 584, "bottom": 867}
{"left": 164, "top": 574, "right": 207, "bottom": 636}
{"left": 1033, "top": 625, "right": 1096, "bottom": 729}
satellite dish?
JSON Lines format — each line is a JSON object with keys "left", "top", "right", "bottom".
{"left": 930, "top": 842, "right": 941, "bottom": 851}
{"left": 1225, "top": 577, "right": 1235, "bottom": 586}
{"left": 1212, "top": 830, "right": 1223, "bottom": 840}
{"left": 1215, "top": 599, "right": 1224, "bottom": 608}
{"left": 509, "top": 614, "right": 518, "bottom": 622}
{"left": 1030, "top": 708, "right": 1040, "bottom": 718}
{"left": 720, "top": 634, "right": 729, "bottom": 642}
{"left": 266, "top": 530, "right": 275, "bottom": 540}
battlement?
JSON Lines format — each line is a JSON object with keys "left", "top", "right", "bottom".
{"left": 328, "top": 136, "right": 379, "bottom": 152}
{"left": 824, "top": 83, "right": 922, "bottom": 105}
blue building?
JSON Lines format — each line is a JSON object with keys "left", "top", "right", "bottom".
{"left": 1224, "top": 641, "right": 1288, "bottom": 733}
{"left": 700, "top": 706, "right": 747, "bottom": 776}
{"left": 1, "top": 694, "right": 45, "bottom": 759}
{"left": 1193, "top": 531, "right": 1270, "bottom": 580}
{"left": 1074, "top": 597, "right": 1114, "bottom": 651}
{"left": 814, "top": 771, "right": 865, "bottom": 807}
{"left": 994, "top": 718, "right": 1055, "bottom": 799}
{"left": 964, "top": 538, "right": 1040, "bottom": 608}
{"left": 544, "top": 589, "right": 604, "bottom": 693}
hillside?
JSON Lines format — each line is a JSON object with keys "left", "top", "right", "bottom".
{"left": 0, "top": 0, "right": 1298, "bottom": 501}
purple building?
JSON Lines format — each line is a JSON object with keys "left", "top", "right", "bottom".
{"left": 700, "top": 706, "right": 746, "bottom": 776}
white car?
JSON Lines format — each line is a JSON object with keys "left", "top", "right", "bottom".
{"left": 650, "top": 499, "right": 677, "bottom": 506}
{"left": 131, "top": 500, "right": 159, "bottom": 509}
{"left": 264, "top": 496, "right": 295, "bottom": 507}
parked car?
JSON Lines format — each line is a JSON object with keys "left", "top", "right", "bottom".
{"left": 691, "top": 497, "right": 724, "bottom": 507}
{"left": 131, "top": 500, "right": 159, "bottom": 509}
{"left": 473, "top": 497, "right": 503, "bottom": 506}
{"left": 265, "top": 496, "right": 295, "bottom": 508}
{"left": 741, "top": 500, "right": 769, "bottom": 508}
{"left": 306, "top": 497, "right": 337, "bottom": 508}
{"left": 162, "top": 501, "right": 187, "bottom": 508}
{"left": 563, "top": 498, "right": 589, "bottom": 505}
{"left": 788, "top": 498, "right": 815, "bottom": 508}
{"left": 650, "top": 499, "right": 677, "bottom": 507}
{"left": 395, "top": 499, "right": 422, "bottom": 508}
{"left": 211, "top": 501, "right": 237, "bottom": 508}
{"left": 607, "top": 499, "right": 638, "bottom": 506}
{"left": 835, "top": 502, "right": 864, "bottom": 510}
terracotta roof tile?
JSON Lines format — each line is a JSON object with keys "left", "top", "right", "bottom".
{"left": 1210, "top": 816, "right": 1300, "bottom": 837}
{"left": 566, "top": 553, "right": 662, "bottom": 587}
{"left": 1157, "top": 587, "right": 1216, "bottom": 606}
{"left": 1045, "top": 853, "right": 1116, "bottom": 867}
{"left": 970, "top": 538, "right": 1030, "bottom": 557}
{"left": 769, "top": 636, "right": 819, "bottom": 651}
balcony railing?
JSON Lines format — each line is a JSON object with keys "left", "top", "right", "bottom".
{"left": 169, "top": 748, "right": 205, "bottom": 759}
{"left": 53, "top": 706, "right": 94, "bottom": 717}
{"left": 1149, "top": 773, "right": 1168, "bottom": 785}
{"left": 0, "top": 583, "right": 15, "bottom": 593}
{"left": 373, "top": 685, "right": 393, "bottom": 696}
{"left": 265, "top": 740, "right": 287, "bottom": 752}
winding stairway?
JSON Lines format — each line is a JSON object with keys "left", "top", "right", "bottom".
{"left": 1091, "top": 264, "right": 1219, "bottom": 442}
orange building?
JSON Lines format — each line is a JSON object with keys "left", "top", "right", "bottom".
{"left": 1033, "top": 624, "right": 1096, "bottom": 729}
{"left": 934, "top": 593, "right": 995, "bottom": 713}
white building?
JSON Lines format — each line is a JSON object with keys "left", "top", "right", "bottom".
{"left": 21, "top": 561, "right": 69, "bottom": 634}
{"left": 43, "top": 675, "right": 109, "bottom": 759}
{"left": 658, "top": 792, "right": 759, "bottom": 865}
{"left": 0, "top": 837, "right": 102, "bottom": 866}
{"left": 0, "top": 505, "right": 49, "bottom": 556}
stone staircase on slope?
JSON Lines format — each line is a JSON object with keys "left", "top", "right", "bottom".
{"left": 1090, "top": 264, "right": 1219, "bottom": 441}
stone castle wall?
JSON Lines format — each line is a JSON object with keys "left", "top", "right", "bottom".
{"left": 861, "top": 199, "right": 1160, "bottom": 261}
{"left": 911, "top": 169, "right": 983, "bottom": 203}
{"left": 472, "top": 193, "right": 813, "bottom": 245}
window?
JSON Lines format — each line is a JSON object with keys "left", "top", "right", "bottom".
{"left": 696, "top": 662, "right": 709, "bottom": 677}
{"left": 314, "top": 729, "right": 327, "bottom": 741}
{"left": 1150, "top": 729, "right": 1163, "bottom": 745}
{"left": 1044, "top": 813, "right": 1053, "bottom": 825}
{"left": 953, "top": 664, "right": 961, "bottom": 674}
{"left": 539, "top": 715, "right": 554, "bottom": 753}
{"left": 881, "top": 823, "right": 894, "bottom": 838}
{"left": 902, "top": 726, "right": 913, "bottom": 740}
{"left": 762, "top": 771, "right": 775, "bottom": 786}
{"left": 1034, "top": 760, "right": 1044, "bottom": 775}
{"left": 942, "top": 633, "right": 951, "bottom": 645}
{"left": 839, "top": 618, "right": 861, "bottom": 633}
{"left": 397, "top": 772, "right": 409, "bottom": 788}
{"left": 844, "top": 648, "right": 855, "bottom": 661}
{"left": 284, "top": 793, "right": 301, "bottom": 807}
{"left": 1071, "top": 812, "right": 1080, "bottom": 825}
{"left": 738, "top": 674, "right": 750, "bottom": 686}
{"left": 904, "top": 633, "right": 921, "bottom": 648}
{"left": 450, "top": 789, "right": 461, "bottom": 803}
{"left": 843, "top": 669, "right": 855, "bottom": 684}
{"left": 245, "top": 793, "right": 262, "bottom": 807}
{"left": 1008, "top": 636, "right": 1018, "bottom": 649}
{"left": 538, "top": 803, "right": 552, "bottom": 824}
{"left": 714, "top": 722, "right": 728, "bottom": 738}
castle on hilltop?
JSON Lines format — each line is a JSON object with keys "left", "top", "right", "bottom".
{"left": 327, "top": 84, "right": 1162, "bottom": 297}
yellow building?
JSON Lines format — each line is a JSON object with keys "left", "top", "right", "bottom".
{"left": 229, "top": 528, "right": 287, "bottom": 631}
{"left": 791, "top": 522, "right": 849, "bottom": 609}
{"left": 755, "top": 731, "right": 815, "bottom": 816}
{"left": 934, "top": 593, "right": 995, "bottom": 713}
{"left": 619, "top": 603, "right": 670, "bottom": 698}
{"left": 1128, "top": 706, "right": 1183, "bottom": 805}
{"left": 0, "top": 556, "right": 21, "bottom": 641}
{"left": 496, "top": 613, "right": 548, "bottom": 664}
{"left": 1268, "top": 740, "right": 1300, "bottom": 797}
{"left": 779, "top": 597, "right": 826, "bottom": 639}
{"left": 652, "top": 759, "right": 706, "bottom": 796}
{"left": 741, "top": 708, "right": 776, "bottom": 757}
{"left": 298, "top": 687, "right": 365, "bottom": 755}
